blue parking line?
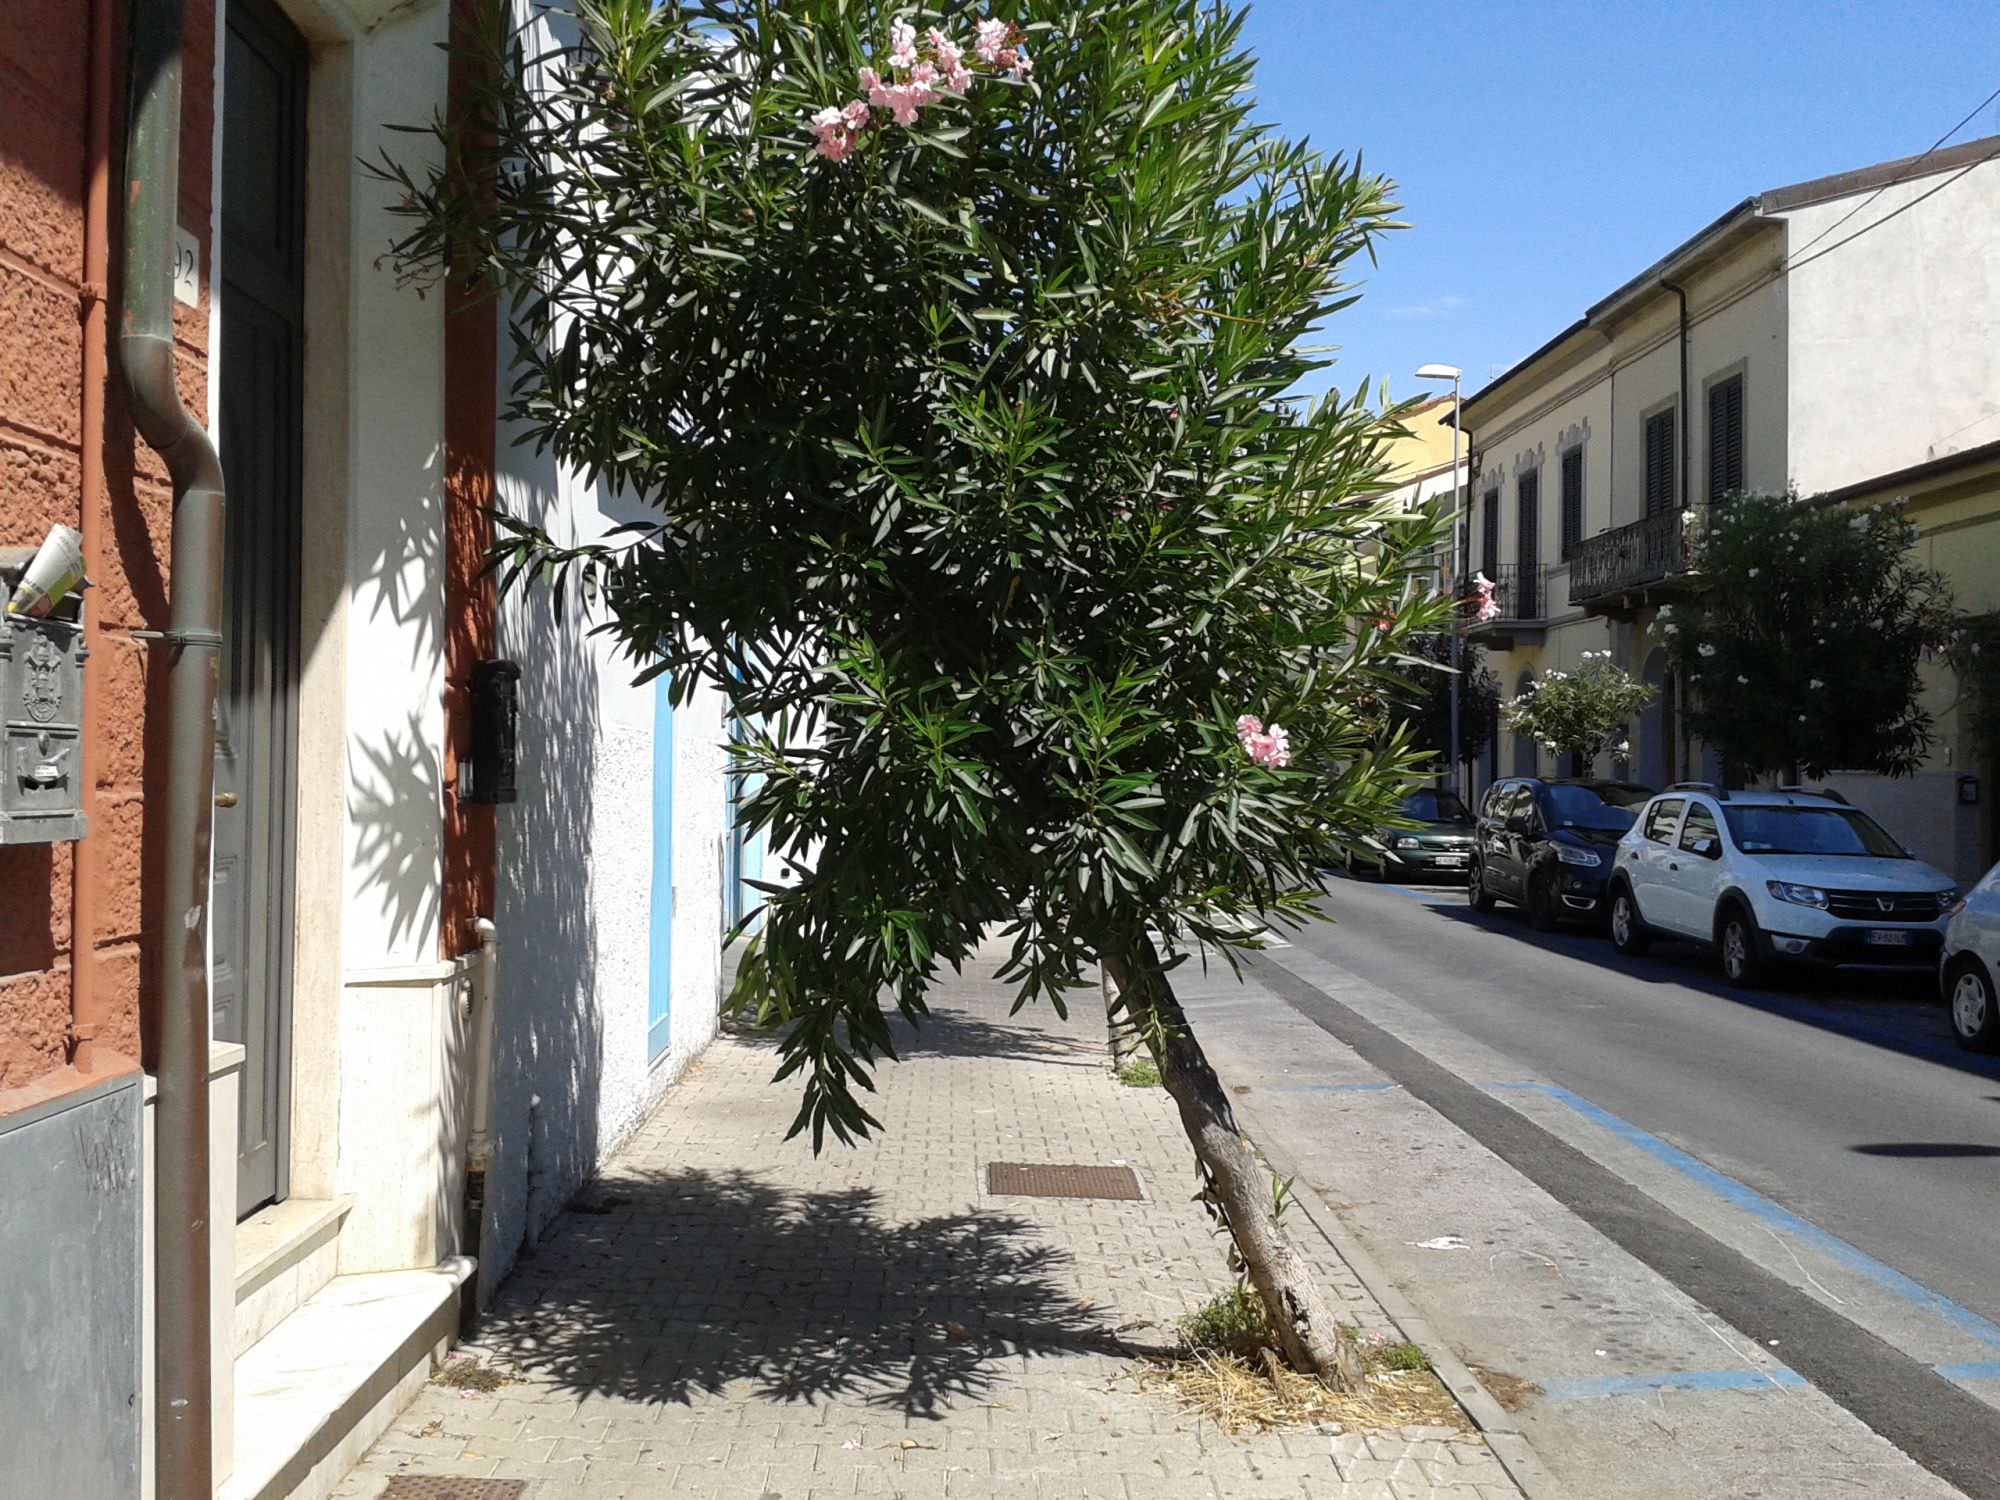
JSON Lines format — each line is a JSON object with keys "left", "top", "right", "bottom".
{"left": 1490, "top": 1081, "right": 2000, "bottom": 1353}
{"left": 1539, "top": 1368, "right": 1808, "bottom": 1401}
{"left": 1937, "top": 1362, "right": 2000, "bottom": 1382}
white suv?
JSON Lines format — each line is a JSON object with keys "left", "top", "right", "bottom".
{"left": 1606, "top": 784, "right": 1958, "bottom": 988}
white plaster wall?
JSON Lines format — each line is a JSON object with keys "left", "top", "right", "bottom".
{"left": 1783, "top": 160, "right": 2000, "bottom": 494}
{"left": 652, "top": 675, "right": 728, "bottom": 1117}
{"left": 338, "top": 3, "right": 450, "bottom": 972}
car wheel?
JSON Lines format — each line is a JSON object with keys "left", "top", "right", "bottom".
{"left": 1608, "top": 884, "right": 1649, "bottom": 955}
{"left": 1525, "top": 872, "right": 1560, "bottom": 932}
{"left": 1717, "top": 904, "right": 1766, "bottom": 989}
{"left": 1947, "top": 958, "right": 2000, "bottom": 1053}
{"left": 1468, "top": 859, "right": 1497, "bottom": 912}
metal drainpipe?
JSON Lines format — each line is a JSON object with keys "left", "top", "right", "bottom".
{"left": 72, "top": 0, "right": 116, "bottom": 1076}
{"left": 1660, "top": 279, "right": 1691, "bottom": 511}
{"left": 460, "top": 916, "right": 499, "bottom": 1333}
{"left": 123, "top": 0, "right": 225, "bottom": 1492}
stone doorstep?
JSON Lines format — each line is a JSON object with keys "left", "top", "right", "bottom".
{"left": 219, "top": 1257, "right": 473, "bottom": 1500}
{"left": 234, "top": 1197, "right": 355, "bottom": 1357}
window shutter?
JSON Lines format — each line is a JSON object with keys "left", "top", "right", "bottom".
{"left": 1560, "top": 446, "right": 1584, "bottom": 559}
{"left": 1645, "top": 411, "right": 1676, "bottom": 515}
{"left": 1708, "top": 376, "right": 1744, "bottom": 503}
{"left": 1516, "top": 470, "right": 1540, "bottom": 616}
{"left": 1481, "top": 488, "right": 1500, "bottom": 580}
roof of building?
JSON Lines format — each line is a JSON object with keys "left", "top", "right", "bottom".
{"left": 1813, "top": 434, "right": 2000, "bottom": 508}
{"left": 1463, "top": 134, "right": 2000, "bottom": 424}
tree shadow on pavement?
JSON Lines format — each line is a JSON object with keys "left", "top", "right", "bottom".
{"left": 721, "top": 994, "right": 1107, "bottom": 1072}
{"left": 473, "top": 1166, "right": 1141, "bottom": 1418}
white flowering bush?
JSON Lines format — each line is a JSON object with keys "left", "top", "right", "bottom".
{"left": 1502, "top": 650, "right": 1653, "bottom": 768}
{"left": 382, "top": 0, "right": 1446, "bottom": 1385}
{"left": 1664, "top": 492, "right": 1953, "bottom": 779}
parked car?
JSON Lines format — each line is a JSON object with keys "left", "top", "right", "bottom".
{"left": 1606, "top": 784, "right": 1958, "bottom": 987}
{"left": 1940, "top": 860, "right": 2000, "bottom": 1052}
{"left": 1349, "top": 788, "right": 1476, "bottom": 882}
{"left": 1468, "top": 778, "right": 1654, "bottom": 929}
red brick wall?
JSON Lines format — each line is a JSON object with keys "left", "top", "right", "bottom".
{"left": 0, "top": 0, "right": 215, "bottom": 1091}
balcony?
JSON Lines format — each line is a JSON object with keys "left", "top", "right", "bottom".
{"left": 1460, "top": 563, "right": 1549, "bottom": 649}
{"left": 1568, "top": 507, "right": 1697, "bottom": 616}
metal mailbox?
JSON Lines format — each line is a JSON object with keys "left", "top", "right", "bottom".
{"left": 1, "top": 548, "right": 88, "bottom": 845}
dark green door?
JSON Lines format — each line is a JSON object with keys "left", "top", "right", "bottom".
{"left": 214, "top": 0, "right": 306, "bottom": 1219}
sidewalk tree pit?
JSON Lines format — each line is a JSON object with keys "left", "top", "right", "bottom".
{"left": 385, "top": 0, "right": 1446, "bottom": 1388}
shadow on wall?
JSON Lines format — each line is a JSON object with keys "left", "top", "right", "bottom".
{"left": 486, "top": 579, "right": 603, "bottom": 1292}
{"left": 476, "top": 1167, "right": 1125, "bottom": 1416}
{"left": 347, "top": 710, "right": 445, "bottom": 955}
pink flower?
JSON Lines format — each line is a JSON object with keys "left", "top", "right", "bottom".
{"left": 809, "top": 105, "right": 846, "bottom": 137}
{"left": 1242, "top": 726, "right": 1291, "bottom": 769}
{"left": 859, "top": 65, "right": 883, "bottom": 94}
{"left": 945, "top": 61, "right": 973, "bottom": 91}
{"left": 882, "top": 83, "right": 923, "bottom": 125}
{"left": 974, "top": 17, "right": 1008, "bottom": 64}
{"left": 928, "top": 27, "right": 964, "bottom": 72}
{"left": 841, "top": 98, "right": 871, "bottom": 132}
{"left": 888, "top": 18, "right": 918, "bottom": 70}
{"left": 813, "top": 128, "right": 857, "bottom": 162}
{"left": 1007, "top": 44, "right": 1032, "bottom": 79}
{"left": 1235, "top": 714, "right": 1263, "bottom": 738}
{"left": 908, "top": 61, "right": 939, "bottom": 106}
{"left": 1470, "top": 571, "right": 1501, "bottom": 624}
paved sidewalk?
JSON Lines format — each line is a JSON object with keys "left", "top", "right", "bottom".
{"left": 334, "top": 943, "right": 1525, "bottom": 1498}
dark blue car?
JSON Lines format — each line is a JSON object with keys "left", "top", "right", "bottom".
{"left": 1469, "top": 778, "right": 1654, "bottom": 929}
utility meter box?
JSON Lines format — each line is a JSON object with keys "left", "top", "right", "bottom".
{"left": 0, "top": 547, "right": 88, "bottom": 845}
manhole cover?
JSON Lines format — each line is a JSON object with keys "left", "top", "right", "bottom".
{"left": 987, "top": 1162, "right": 1143, "bottom": 1200}
{"left": 381, "top": 1481, "right": 528, "bottom": 1499}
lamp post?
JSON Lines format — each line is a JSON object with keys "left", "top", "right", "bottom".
{"left": 1414, "top": 364, "right": 1464, "bottom": 800}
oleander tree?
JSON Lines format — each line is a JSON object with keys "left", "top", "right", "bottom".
{"left": 1502, "top": 651, "right": 1653, "bottom": 769}
{"left": 1362, "top": 634, "right": 1499, "bottom": 777}
{"left": 1662, "top": 494, "right": 1953, "bottom": 780}
{"left": 381, "top": 0, "right": 1448, "bottom": 1384}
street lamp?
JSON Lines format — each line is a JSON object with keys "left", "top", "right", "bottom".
{"left": 1414, "top": 364, "right": 1464, "bottom": 801}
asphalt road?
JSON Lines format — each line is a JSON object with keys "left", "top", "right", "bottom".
{"left": 1292, "top": 875, "right": 2000, "bottom": 1341}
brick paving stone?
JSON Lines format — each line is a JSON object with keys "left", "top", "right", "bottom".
{"left": 336, "top": 939, "right": 1525, "bottom": 1500}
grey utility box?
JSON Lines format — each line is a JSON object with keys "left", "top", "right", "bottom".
{"left": 0, "top": 1071, "right": 144, "bottom": 1498}
{"left": 1, "top": 547, "right": 88, "bottom": 845}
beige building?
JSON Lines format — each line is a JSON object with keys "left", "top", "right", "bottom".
{"left": 1458, "top": 136, "right": 2000, "bottom": 878}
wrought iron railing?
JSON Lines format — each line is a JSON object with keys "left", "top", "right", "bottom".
{"left": 1461, "top": 562, "right": 1546, "bottom": 624}
{"left": 1568, "top": 507, "right": 1690, "bottom": 603}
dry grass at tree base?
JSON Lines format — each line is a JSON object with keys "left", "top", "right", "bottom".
{"left": 1137, "top": 1347, "right": 1470, "bottom": 1435}
{"left": 1142, "top": 1289, "right": 1468, "bottom": 1434}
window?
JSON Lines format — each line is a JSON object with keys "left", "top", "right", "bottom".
{"left": 1545, "top": 782, "right": 1649, "bottom": 831}
{"left": 1481, "top": 780, "right": 1516, "bottom": 821}
{"left": 1677, "top": 802, "right": 1720, "bottom": 852}
{"left": 1480, "top": 486, "right": 1500, "bottom": 580}
{"left": 1516, "top": 469, "right": 1541, "bottom": 615}
{"left": 1401, "top": 789, "right": 1472, "bottom": 823}
{"left": 1721, "top": 806, "right": 1910, "bottom": 858}
{"left": 1560, "top": 446, "right": 1585, "bottom": 558}
{"left": 1708, "top": 374, "right": 1744, "bottom": 503}
{"left": 1643, "top": 797, "right": 1686, "bottom": 844}
{"left": 1644, "top": 408, "right": 1676, "bottom": 515}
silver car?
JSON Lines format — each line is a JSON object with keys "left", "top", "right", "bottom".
{"left": 1940, "top": 860, "right": 2000, "bottom": 1052}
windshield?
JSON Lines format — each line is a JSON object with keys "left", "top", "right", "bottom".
{"left": 1721, "top": 805, "right": 1911, "bottom": 858}
{"left": 1544, "top": 783, "right": 1648, "bottom": 832}
{"left": 1400, "top": 789, "right": 1472, "bottom": 823}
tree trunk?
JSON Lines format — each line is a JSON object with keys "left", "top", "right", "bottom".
{"left": 1103, "top": 939, "right": 1368, "bottom": 1391}
{"left": 1102, "top": 965, "right": 1140, "bottom": 1070}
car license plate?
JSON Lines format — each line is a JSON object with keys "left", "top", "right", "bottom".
{"left": 1433, "top": 854, "right": 1468, "bottom": 867}
{"left": 1865, "top": 929, "right": 1913, "bottom": 947}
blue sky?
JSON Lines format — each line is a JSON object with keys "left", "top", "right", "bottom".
{"left": 1239, "top": 0, "right": 2000, "bottom": 407}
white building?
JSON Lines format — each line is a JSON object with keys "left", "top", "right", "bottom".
{"left": 1458, "top": 135, "right": 2000, "bottom": 869}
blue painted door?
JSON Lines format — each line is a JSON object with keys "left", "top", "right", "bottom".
{"left": 647, "top": 676, "right": 674, "bottom": 1061}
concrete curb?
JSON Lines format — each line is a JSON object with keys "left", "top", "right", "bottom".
{"left": 1225, "top": 1079, "right": 1571, "bottom": 1500}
